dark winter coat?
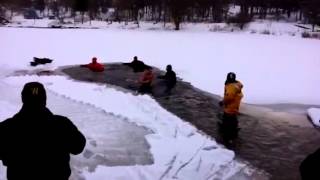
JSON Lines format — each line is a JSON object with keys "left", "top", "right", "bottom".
{"left": 0, "top": 106, "right": 86, "bottom": 180}
{"left": 300, "top": 148, "right": 320, "bottom": 180}
{"left": 159, "top": 70, "right": 177, "bottom": 87}
{"left": 124, "top": 60, "right": 149, "bottom": 72}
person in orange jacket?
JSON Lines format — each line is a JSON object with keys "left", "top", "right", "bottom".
{"left": 219, "top": 72, "right": 243, "bottom": 141}
{"left": 138, "top": 67, "right": 154, "bottom": 94}
{"left": 80, "top": 57, "right": 105, "bottom": 72}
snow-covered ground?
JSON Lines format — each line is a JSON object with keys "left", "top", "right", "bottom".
{"left": 0, "top": 76, "right": 253, "bottom": 180}
{"left": 0, "top": 25, "right": 319, "bottom": 179}
{"left": 1, "top": 27, "right": 319, "bottom": 104}
{"left": 308, "top": 108, "right": 320, "bottom": 127}
{"left": 5, "top": 15, "right": 320, "bottom": 34}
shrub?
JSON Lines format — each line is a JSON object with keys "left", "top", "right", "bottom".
{"left": 302, "top": 32, "right": 311, "bottom": 38}
{"left": 227, "top": 13, "right": 252, "bottom": 30}
{"left": 261, "top": 30, "right": 271, "bottom": 35}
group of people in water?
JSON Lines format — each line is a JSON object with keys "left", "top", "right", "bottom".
{"left": 0, "top": 56, "right": 316, "bottom": 180}
{"left": 81, "top": 56, "right": 177, "bottom": 95}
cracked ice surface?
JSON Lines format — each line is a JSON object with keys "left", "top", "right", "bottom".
{"left": 1, "top": 75, "right": 251, "bottom": 180}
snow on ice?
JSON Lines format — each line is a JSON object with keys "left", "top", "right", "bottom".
{"left": 308, "top": 108, "right": 320, "bottom": 127}
{"left": 0, "top": 27, "right": 319, "bottom": 105}
{"left": 0, "top": 76, "right": 250, "bottom": 180}
{"left": 0, "top": 24, "right": 319, "bottom": 179}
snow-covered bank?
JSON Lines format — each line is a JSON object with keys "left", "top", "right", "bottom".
{"left": 0, "top": 76, "right": 257, "bottom": 180}
{"left": 1, "top": 27, "right": 319, "bottom": 105}
{"left": 4, "top": 15, "right": 320, "bottom": 36}
{"left": 308, "top": 108, "right": 320, "bottom": 127}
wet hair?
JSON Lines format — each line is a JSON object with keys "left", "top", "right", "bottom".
{"left": 225, "top": 72, "right": 237, "bottom": 85}
{"left": 92, "top": 57, "right": 97, "bottom": 63}
{"left": 166, "top": 65, "right": 172, "bottom": 71}
{"left": 21, "top": 82, "right": 47, "bottom": 107}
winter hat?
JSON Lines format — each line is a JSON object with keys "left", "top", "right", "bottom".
{"left": 166, "top": 64, "right": 172, "bottom": 71}
{"left": 92, "top": 57, "right": 97, "bottom": 63}
{"left": 227, "top": 72, "right": 236, "bottom": 81}
{"left": 21, "top": 82, "right": 47, "bottom": 107}
{"left": 225, "top": 72, "right": 237, "bottom": 85}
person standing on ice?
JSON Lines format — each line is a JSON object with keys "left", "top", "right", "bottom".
{"left": 0, "top": 82, "right": 86, "bottom": 180}
{"left": 138, "top": 67, "right": 154, "bottom": 94}
{"left": 219, "top": 72, "right": 243, "bottom": 141}
{"left": 158, "top": 64, "right": 177, "bottom": 95}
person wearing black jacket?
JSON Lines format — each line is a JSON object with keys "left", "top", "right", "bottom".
{"left": 0, "top": 82, "right": 86, "bottom": 180}
{"left": 158, "top": 65, "right": 177, "bottom": 95}
{"left": 123, "top": 56, "right": 150, "bottom": 72}
{"left": 300, "top": 148, "right": 320, "bottom": 180}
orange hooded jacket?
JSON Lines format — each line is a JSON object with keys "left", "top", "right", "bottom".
{"left": 139, "top": 69, "right": 154, "bottom": 85}
{"left": 223, "top": 81, "right": 243, "bottom": 115}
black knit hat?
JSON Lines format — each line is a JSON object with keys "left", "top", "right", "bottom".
{"left": 227, "top": 72, "right": 236, "bottom": 81}
{"left": 225, "top": 72, "right": 237, "bottom": 85}
{"left": 21, "top": 82, "right": 47, "bottom": 107}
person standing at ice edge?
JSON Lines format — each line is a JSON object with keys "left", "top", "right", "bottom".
{"left": 0, "top": 82, "right": 86, "bottom": 180}
{"left": 219, "top": 72, "right": 243, "bottom": 141}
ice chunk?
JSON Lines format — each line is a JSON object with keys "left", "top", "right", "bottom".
{"left": 307, "top": 108, "right": 320, "bottom": 127}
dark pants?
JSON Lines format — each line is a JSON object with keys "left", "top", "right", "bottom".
{"left": 219, "top": 113, "right": 239, "bottom": 141}
{"left": 164, "top": 82, "right": 175, "bottom": 95}
{"left": 139, "top": 83, "right": 152, "bottom": 94}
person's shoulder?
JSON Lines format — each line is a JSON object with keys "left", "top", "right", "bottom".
{"left": 0, "top": 117, "right": 16, "bottom": 130}
{"left": 0, "top": 118, "right": 11, "bottom": 126}
{"left": 52, "top": 115, "right": 74, "bottom": 125}
{"left": 236, "top": 81, "right": 243, "bottom": 87}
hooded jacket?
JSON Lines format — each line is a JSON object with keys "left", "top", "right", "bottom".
{"left": 0, "top": 106, "right": 86, "bottom": 180}
{"left": 139, "top": 69, "right": 154, "bottom": 85}
{"left": 223, "top": 81, "right": 243, "bottom": 115}
{"left": 81, "top": 58, "right": 105, "bottom": 72}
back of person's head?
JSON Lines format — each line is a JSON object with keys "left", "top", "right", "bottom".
{"left": 225, "top": 72, "right": 237, "bottom": 85}
{"left": 143, "top": 66, "right": 152, "bottom": 73}
{"left": 133, "top": 56, "right": 138, "bottom": 61}
{"left": 92, "top": 57, "right": 97, "bottom": 63}
{"left": 166, "top": 65, "right": 172, "bottom": 71}
{"left": 21, "top": 82, "right": 47, "bottom": 107}
{"left": 146, "top": 66, "right": 153, "bottom": 71}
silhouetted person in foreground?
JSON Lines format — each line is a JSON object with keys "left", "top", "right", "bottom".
{"left": 219, "top": 72, "right": 243, "bottom": 143}
{"left": 300, "top": 148, "right": 320, "bottom": 180}
{"left": 80, "top": 57, "right": 105, "bottom": 72}
{"left": 138, "top": 67, "right": 154, "bottom": 94}
{"left": 158, "top": 65, "right": 177, "bottom": 95}
{"left": 0, "top": 82, "right": 86, "bottom": 180}
{"left": 123, "top": 56, "right": 149, "bottom": 72}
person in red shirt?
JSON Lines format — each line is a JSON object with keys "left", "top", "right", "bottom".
{"left": 138, "top": 67, "right": 154, "bottom": 94}
{"left": 80, "top": 57, "right": 105, "bottom": 72}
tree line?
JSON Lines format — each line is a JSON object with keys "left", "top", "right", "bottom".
{"left": 0, "top": 0, "right": 319, "bottom": 30}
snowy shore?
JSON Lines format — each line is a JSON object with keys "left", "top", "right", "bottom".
{"left": 1, "top": 26, "right": 319, "bottom": 179}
